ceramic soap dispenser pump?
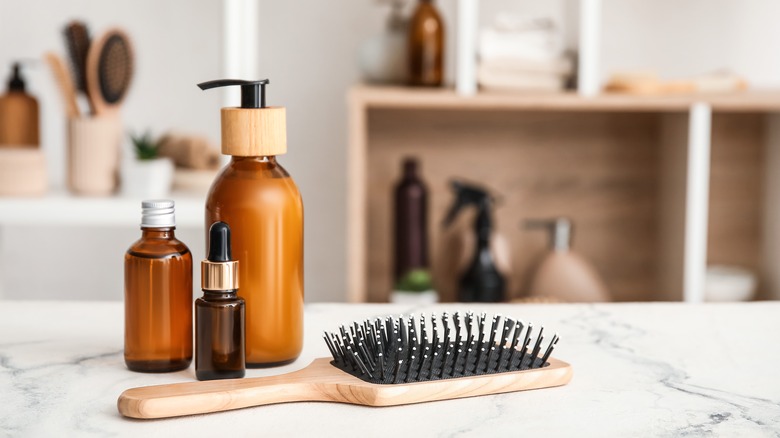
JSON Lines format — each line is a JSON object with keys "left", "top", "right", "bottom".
{"left": 525, "top": 218, "right": 610, "bottom": 302}
{"left": 199, "top": 79, "right": 303, "bottom": 367}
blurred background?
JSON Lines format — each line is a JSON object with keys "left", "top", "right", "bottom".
{"left": 0, "top": 0, "right": 778, "bottom": 303}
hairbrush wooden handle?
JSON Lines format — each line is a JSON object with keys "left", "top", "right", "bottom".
{"left": 43, "top": 52, "right": 80, "bottom": 118}
{"left": 118, "top": 357, "right": 572, "bottom": 419}
{"left": 118, "top": 360, "right": 339, "bottom": 419}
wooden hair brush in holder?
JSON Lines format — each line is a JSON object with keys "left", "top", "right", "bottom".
{"left": 119, "top": 312, "right": 572, "bottom": 419}
{"left": 63, "top": 21, "right": 91, "bottom": 96}
{"left": 86, "top": 28, "right": 134, "bottom": 116}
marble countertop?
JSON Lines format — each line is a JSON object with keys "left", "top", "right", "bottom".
{"left": 1, "top": 301, "right": 779, "bottom": 437}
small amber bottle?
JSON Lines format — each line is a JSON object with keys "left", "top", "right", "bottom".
{"left": 196, "top": 221, "right": 245, "bottom": 381}
{"left": 408, "top": 0, "right": 445, "bottom": 87}
{"left": 124, "top": 200, "right": 193, "bottom": 372}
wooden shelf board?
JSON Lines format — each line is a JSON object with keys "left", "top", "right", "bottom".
{"left": 351, "top": 85, "right": 780, "bottom": 112}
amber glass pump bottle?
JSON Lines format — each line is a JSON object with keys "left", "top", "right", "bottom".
{"left": 0, "top": 62, "right": 39, "bottom": 147}
{"left": 199, "top": 79, "right": 303, "bottom": 367}
{"left": 124, "top": 200, "right": 193, "bottom": 372}
{"left": 408, "top": 0, "right": 444, "bottom": 87}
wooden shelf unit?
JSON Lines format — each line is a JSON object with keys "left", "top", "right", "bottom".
{"left": 352, "top": 85, "right": 780, "bottom": 112}
{"left": 347, "top": 85, "right": 780, "bottom": 303}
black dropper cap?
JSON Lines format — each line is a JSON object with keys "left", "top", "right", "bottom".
{"left": 8, "top": 62, "right": 25, "bottom": 92}
{"left": 207, "top": 221, "right": 233, "bottom": 262}
{"left": 197, "top": 79, "right": 270, "bottom": 108}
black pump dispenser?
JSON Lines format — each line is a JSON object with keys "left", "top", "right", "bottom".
{"left": 197, "top": 79, "right": 269, "bottom": 108}
{"left": 7, "top": 62, "right": 25, "bottom": 92}
{"left": 443, "top": 181, "right": 506, "bottom": 302}
{"left": 207, "top": 221, "right": 233, "bottom": 262}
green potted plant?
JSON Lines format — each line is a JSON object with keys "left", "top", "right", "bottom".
{"left": 391, "top": 268, "right": 438, "bottom": 304}
{"left": 120, "top": 131, "right": 174, "bottom": 198}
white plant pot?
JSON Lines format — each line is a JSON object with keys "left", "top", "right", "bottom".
{"left": 120, "top": 158, "right": 174, "bottom": 198}
{"left": 390, "top": 290, "right": 439, "bottom": 305}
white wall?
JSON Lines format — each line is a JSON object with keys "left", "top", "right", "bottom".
{"left": 1, "top": 0, "right": 780, "bottom": 301}
{"left": 602, "top": 0, "right": 780, "bottom": 87}
{"left": 0, "top": 0, "right": 222, "bottom": 300}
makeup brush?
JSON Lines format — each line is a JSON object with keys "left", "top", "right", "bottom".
{"left": 118, "top": 311, "right": 571, "bottom": 419}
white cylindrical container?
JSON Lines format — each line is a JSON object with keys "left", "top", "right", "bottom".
{"left": 456, "top": 0, "right": 479, "bottom": 96}
{"left": 577, "top": 0, "right": 601, "bottom": 96}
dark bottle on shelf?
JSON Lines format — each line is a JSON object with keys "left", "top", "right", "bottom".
{"left": 394, "top": 157, "right": 429, "bottom": 284}
{"left": 124, "top": 200, "right": 193, "bottom": 372}
{"left": 196, "top": 221, "right": 246, "bottom": 381}
{"left": 408, "top": 0, "right": 444, "bottom": 87}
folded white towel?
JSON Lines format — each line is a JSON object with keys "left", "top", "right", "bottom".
{"left": 479, "top": 57, "right": 573, "bottom": 76}
{"left": 479, "top": 29, "right": 561, "bottom": 62}
{"left": 479, "top": 14, "right": 563, "bottom": 62}
{"left": 478, "top": 65, "right": 566, "bottom": 92}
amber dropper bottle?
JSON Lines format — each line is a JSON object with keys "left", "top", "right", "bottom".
{"left": 124, "top": 200, "right": 193, "bottom": 372}
{"left": 196, "top": 221, "right": 245, "bottom": 381}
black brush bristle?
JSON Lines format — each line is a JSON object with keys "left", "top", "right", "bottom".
{"left": 325, "top": 312, "right": 560, "bottom": 384}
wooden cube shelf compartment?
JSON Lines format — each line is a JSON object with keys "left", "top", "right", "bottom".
{"left": 347, "top": 86, "right": 780, "bottom": 303}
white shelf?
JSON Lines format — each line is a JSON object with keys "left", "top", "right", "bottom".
{"left": 0, "top": 191, "right": 205, "bottom": 227}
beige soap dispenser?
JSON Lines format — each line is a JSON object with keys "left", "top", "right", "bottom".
{"left": 525, "top": 218, "right": 610, "bottom": 302}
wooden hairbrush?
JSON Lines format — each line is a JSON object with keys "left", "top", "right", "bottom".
{"left": 63, "top": 20, "right": 91, "bottom": 94}
{"left": 86, "top": 28, "right": 134, "bottom": 115}
{"left": 43, "top": 52, "right": 80, "bottom": 118}
{"left": 118, "top": 312, "right": 572, "bottom": 419}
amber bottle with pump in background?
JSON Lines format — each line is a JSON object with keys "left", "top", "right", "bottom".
{"left": 124, "top": 200, "right": 193, "bottom": 372}
{"left": 196, "top": 221, "right": 245, "bottom": 381}
{"left": 408, "top": 0, "right": 444, "bottom": 87}
{"left": 199, "top": 79, "right": 303, "bottom": 367}
{"left": 0, "top": 62, "right": 39, "bottom": 147}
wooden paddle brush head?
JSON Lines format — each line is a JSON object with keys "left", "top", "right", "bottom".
{"left": 87, "top": 28, "right": 134, "bottom": 115}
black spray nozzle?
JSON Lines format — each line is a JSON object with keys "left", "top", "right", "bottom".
{"left": 207, "top": 221, "right": 233, "bottom": 262}
{"left": 442, "top": 180, "right": 494, "bottom": 227}
{"left": 197, "top": 79, "right": 270, "bottom": 108}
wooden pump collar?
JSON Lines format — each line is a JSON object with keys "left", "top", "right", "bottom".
{"left": 221, "top": 106, "right": 287, "bottom": 156}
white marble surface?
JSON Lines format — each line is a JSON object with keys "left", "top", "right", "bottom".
{"left": 1, "top": 301, "right": 779, "bottom": 437}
